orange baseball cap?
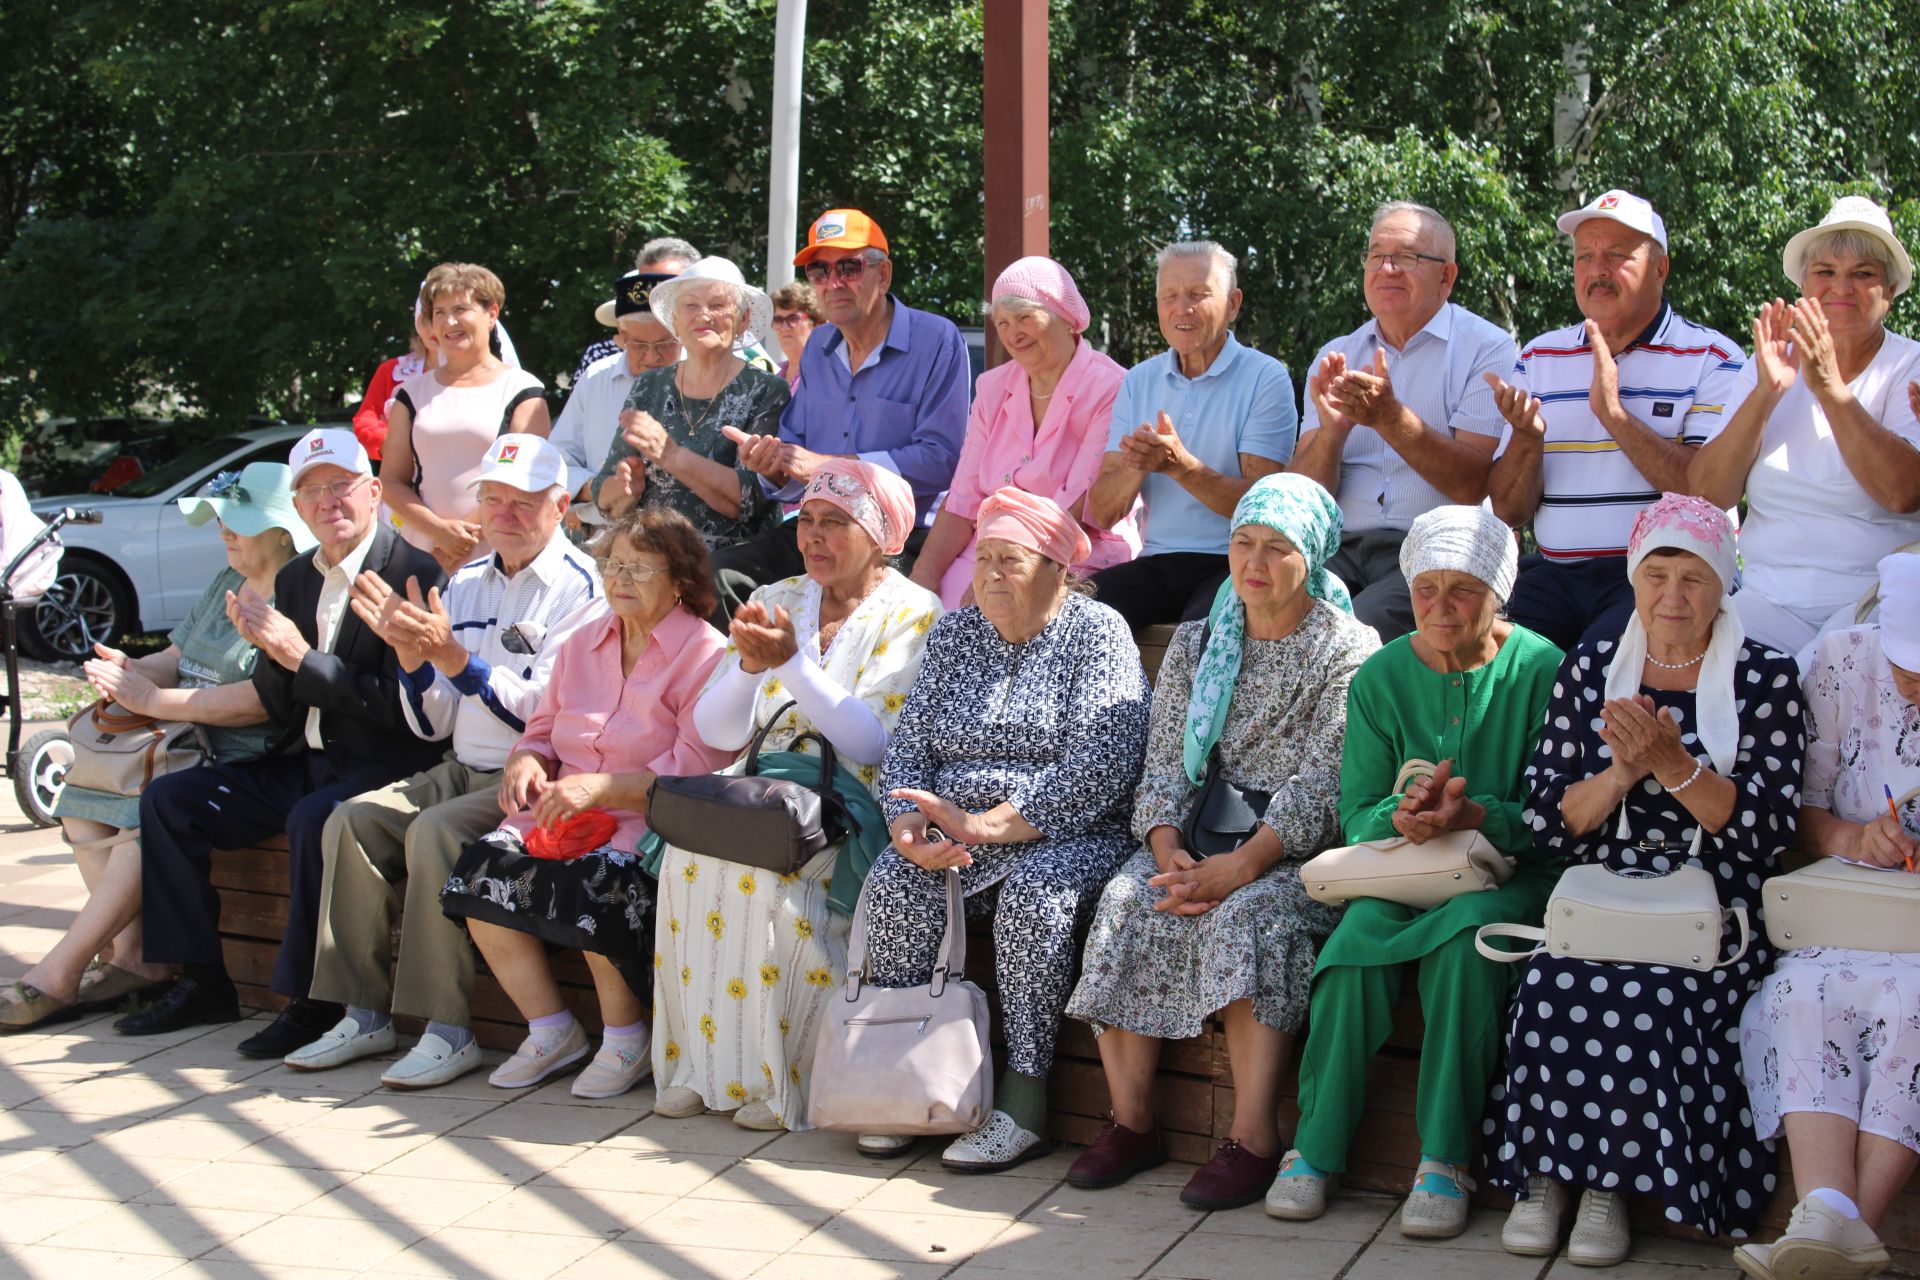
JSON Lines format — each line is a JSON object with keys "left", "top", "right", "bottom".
{"left": 793, "top": 208, "right": 889, "bottom": 266}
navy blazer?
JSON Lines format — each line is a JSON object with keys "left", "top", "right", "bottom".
{"left": 251, "top": 522, "right": 449, "bottom": 778}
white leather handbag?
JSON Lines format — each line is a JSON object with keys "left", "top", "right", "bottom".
{"left": 1301, "top": 828, "right": 1515, "bottom": 908}
{"left": 1762, "top": 857, "right": 1920, "bottom": 951}
{"left": 1475, "top": 862, "right": 1751, "bottom": 972}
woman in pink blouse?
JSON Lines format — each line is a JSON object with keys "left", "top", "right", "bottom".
{"left": 441, "top": 508, "right": 731, "bottom": 1100}
{"left": 909, "top": 257, "right": 1139, "bottom": 608}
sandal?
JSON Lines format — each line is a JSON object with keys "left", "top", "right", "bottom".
{"left": 0, "top": 982, "right": 81, "bottom": 1033}
{"left": 73, "top": 964, "right": 172, "bottom": 1014}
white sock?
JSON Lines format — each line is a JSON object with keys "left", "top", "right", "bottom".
{"left": 1808, "top": 1187, "right": 1862, "bottom": 1219}
{"left": 601, "top": 1020, "right": 647, "bottom": 1053}
{"left": 525, "top": 1011, "right": 577, "bottom": 1053}
{"left": 344, "top": 1006, "right": 390, "bottom": 1035}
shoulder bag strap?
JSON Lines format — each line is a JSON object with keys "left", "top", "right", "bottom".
{"left": 1474, "top": 922, "right": 1547, "bottom": 963}
{"left": 930, "top": 866, "right": 968, "bottom": 993}
{"left": 744, "top": 699, "right": 799, "bottom": 774}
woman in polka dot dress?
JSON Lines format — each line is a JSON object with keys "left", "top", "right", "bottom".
{"left": 1486, "top": 495, "right": 1805, "bottom": 1266}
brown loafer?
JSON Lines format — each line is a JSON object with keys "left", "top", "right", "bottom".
{"left": 74, "top": 964, "right": 172, "bottom": 1014}
{"left": 0, "top": 982, "right": 80, "bottom": 1033}
{"left": 1067, "top": 1112, "right": 1167, "bottom": 1189}
{"left": 1179, "top": 1138, "right": 1282, "bottom": 1210}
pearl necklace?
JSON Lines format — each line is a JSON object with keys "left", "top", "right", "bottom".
{"left": 1645, "top": 648, "right": 1707, "bottom": 670}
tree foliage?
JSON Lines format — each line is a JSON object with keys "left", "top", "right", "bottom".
{"left": 3, "top": 0, "right": 1916, "bottom": 438}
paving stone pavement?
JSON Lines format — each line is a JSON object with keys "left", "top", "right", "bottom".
{"left": 0, "top": 780, "right": 1746, "bottom": 1278}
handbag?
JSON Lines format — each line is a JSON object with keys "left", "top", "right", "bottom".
{"left": 808, "top": 866, "right": 993, "bottom": 1134}
{"left": 1299, "top": 760, "right": 1517, "bottom": 908}
{"left": 1761, "top": 784, "right": 1920, "bottom": 950}
{"left": 61, "top": 701, "right": 212, "bottom": 798}
{"left": 1182, "top": 743, "right": 1272, "bottom": 859}
{"left": 644, "top": 701, "right": 846, "bottom": 876}
{"left": 1474, "top": 862, "right": 1751, "bottom": 971}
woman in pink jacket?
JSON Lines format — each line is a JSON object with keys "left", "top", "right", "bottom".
{"left": 909, "top": 257, "right": 1140, "bottom": 608}
{"left": 441, "top": 507, "right": 732, "bottom": 1100}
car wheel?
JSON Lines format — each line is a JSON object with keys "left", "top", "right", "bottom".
{"left": 19, "top": 557, "right": 134, "bottom": 662}
{"left": 14, "top": 728, "right": 73, "bottom": 828}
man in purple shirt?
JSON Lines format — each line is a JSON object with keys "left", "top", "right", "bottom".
{"left": 718, "top": 208, "right": 969, "bottom": 619}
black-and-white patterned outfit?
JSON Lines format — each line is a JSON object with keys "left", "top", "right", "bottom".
{"left": 1483, "top": 638, "right": 1804, "bottom": 1238}
{"left": 860, "top": 594, "right": 1150, "bottom": 1077}
{"left": 1065, "top": 603, "right": 1378, "bottom": 1038}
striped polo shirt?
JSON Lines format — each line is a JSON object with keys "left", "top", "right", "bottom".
{"left": 1497, "top": 302, "right": 1745, "bottom": 559}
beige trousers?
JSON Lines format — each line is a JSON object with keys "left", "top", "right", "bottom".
{"left": 310, "top": 757, "right": 503, "bottom": 1026}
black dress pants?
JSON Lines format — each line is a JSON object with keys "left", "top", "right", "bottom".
{"left": 1088, "top": 552, "right": 1231, "bottom": 632}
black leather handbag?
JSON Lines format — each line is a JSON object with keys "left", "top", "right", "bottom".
{"left": 645, "top": 701, "right": 847, "bottom": 875}
{"left": 1181, "top": 743, "right": 1272, "bottom": 859}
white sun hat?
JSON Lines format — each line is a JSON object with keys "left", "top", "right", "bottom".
{"left": 1782, "top": 196, "right": 1913, "bottom": 297}
{"left": 646, "top": 257, "right": 775, "bottom": 351}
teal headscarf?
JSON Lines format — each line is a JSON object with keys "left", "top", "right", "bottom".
{"left": 1182, "top": 474, "right": 1350, "bottom": 784}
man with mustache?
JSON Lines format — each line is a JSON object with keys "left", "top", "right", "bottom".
{"left": 1486, "top": 190, "right": 1746, "bottom": 650}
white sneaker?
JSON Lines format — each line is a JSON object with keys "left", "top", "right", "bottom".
{"left": 282, "top": 1016, "right": 396, "bottom": 1071}
{"left": 381, "top": 1032, "right": 483, "bottom": 1090}
{"left": 1769, "top": 1197, "right": 1890, "bottom": 1280}
{"left": 571, "top": 1037, "right": 652, "bottom": 1099}
{"left": 733, "top": 1100, "right": 786, "bottom": 1131}
{"left": 856, "top": 1132, "right": 916, "bottom": 1158}
{"left": 1399, "top": 1158, "right": 1474, "bottom": 1240}
{"left": 940, "top": 1111, "right": 1048, "bottom": 1173}
{"left": 1502, "top": 1175, "right": 1572, "bottom": 1256}
{"left": 1732, "top": 1240, "right": 1775, "bottom": 1280}
{"left": 1265, "top": 1149, "right": 1332, "bottom": 1221}
{"left": 652, "top": 1085, "right": 707, "bottom": 1118}
{"left": 488, "top": 1020, "right": 590, "bottom": 1089}
{"left": 1567, "top": 1189, "right": 1631, "bottom": 1267}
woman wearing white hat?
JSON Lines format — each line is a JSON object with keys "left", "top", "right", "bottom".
{"left": 591, "top": 257, "right": 790, "bottom": 551}
{"left": 1691, "top": 196, "right": 1920, "bottom": 666}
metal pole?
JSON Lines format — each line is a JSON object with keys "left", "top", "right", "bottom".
{"left": 767, "top": 0, "right": 808, "bottom": 292}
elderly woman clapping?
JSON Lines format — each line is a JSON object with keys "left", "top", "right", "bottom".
{"left": 594, "top": 257, "right": 790, "bottom": 549}
{"left": 909, "top": 257, "right": 1139, "bottom": 607}
{"left": 1062, "top": 475, "right": 1379, "bottom": 1209}
{"left": 1732, "top": 552, "right": 1920, "bottom": 1280}
{"left": 854, "top": 488, "right": 1151, "bottom": 1169}
{"left": 1271, "top": 507, "right": 1562, "bottom": 1238}
{"left": 1486, "top": 494, "right": 1803, "bottom": 1266}
{"left": 1691, "top": 197, "right": 1920, "bottom": 664}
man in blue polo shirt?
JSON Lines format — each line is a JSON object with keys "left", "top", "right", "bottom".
{"left": 1084, "top": 241, "right": 1298, "bottom": 630}
{"left": 717, "top": 208, "right": 969, "bottom": 619}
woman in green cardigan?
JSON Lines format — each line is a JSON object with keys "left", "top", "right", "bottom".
{"left": 1268, "top": 504, "right": 1562, "bottom": 1239}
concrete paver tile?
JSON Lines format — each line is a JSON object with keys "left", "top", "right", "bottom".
{"left": 374, "top": 1134, "right": 581, "bottom": 1184}
{"left": 245, "top": 1057, "right": 401, "bottom": 1096}
{"left": 378, "top": 1224, "right": 606, "bottom": 1278}
{"left": 450, "top": 1099, "right": 639, "bottom": 1147}
{"left": 1393, "top": 1204, "right": 1521, "bottom": 1253}
{"left": 1193, "top": 1191, "right": 1398, "bottom": 1241}
{"left": 752, "top": 1127, "right": 900, "bottom": 1168}
{"left": 297, "top": 1169, "right": 510, "bottom": 1228}
{"left": 88, "top": 1117, "right": 269, "bottom": 1162}
{"left": 908, "top": 1140, "right": 1082, "bottom": 1182}
{"left": 1543, "top": 1257, "right": 1740, "bottom": 1279}
{"left": 133, "top": 1159, "right": 354, "bottom": 1213}
{"left": 1021, "top": 1180, "right": 1208, "bottom": 1232}
{"left": 298, "top": 1091, "right": 502, "bottom": 1135}
{"left": 0, "top": 1144, "right": 203, "bottom": 1199}
{"left": 965, "top": 1218, "right": 1186, "bottom": 1275}
{"left": 36, "top": 1201, "right": 274, "bottom": 1258}
{"left": 537, "top": 1147, "right": 736, "bottom": 1198}
{"left": 1343, "top": 1240, "right": 1550, "bottom": 1279}
{"left": 0, "top": 1190, "right": 113, "bottom": 1244}
{"left": 222, "top": 1123, "right": 437, "bottom": 1174}
{"left": 687, "top": 1156, "right": 896, "bottom": 1212}
{"left": 168, "top": 1087, "right": 371, "bottom": 1133}
{"left": 1146, "top": 1230, "right": 1363, "bottom": 1279}
{"left": 0, "top": 1106, "right": 133, "bottom": 1151}
{"left": 1610, "top": 1233, "right": 1749, "bottom": 1268}
{"left": 202, "top": 1212, "right": 422, "bottom": 1270}
{"left": 16, "top": 1072, "right": 207, "bottom": 1120}
{"left": 618, "top": 1197, "right": 833, "bottom": 1253}
{"left": 0, "top": 1244, "right": 183, "bottom": 1279}
{"left": 0, "top": 1146, "right": 57, "bottom": 1178}
{"left": 600, "top": 1114, "right": 782, "bottom": 1158}
{"left": 853, "top": 1165, "right": 1053, "bottom": 1218}
{"left": 159, "top": 1264, "right": 358, "bottom": 1280}
{"left": 749, "top": 1257, "right": 948, "bottom": 1279}
{"left": 454, "top": 1182, "right": 675, "bottom": 1239}
{"left": 785, "top": 1207, "right": 1014, "bottom": 1263}
{"left": 550, "top": 1240, "right": 776, "bottom": 1279}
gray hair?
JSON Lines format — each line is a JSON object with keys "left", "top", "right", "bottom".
{"left": 1371, "top": 201, "right": 1458, "bottom": 263}
{"left": 989, "top": 294, "right": 1050, "bottom": 323}
{"left": 635, "top": 236, "right": 701, "bottom": 271}
{"left": 1798, "top": 228, "right": 1894, "bottom": 284}
{"left": 1156, "top": 240, "right": 1238, "bottom": 292}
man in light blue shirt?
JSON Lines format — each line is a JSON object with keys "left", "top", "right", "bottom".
{"left": 550, "top": 271, "right": 681, "bottom": 502}
{"left": 1085, "top": 241, "right": 1297, "bottom": 630}
{"left": 1288, "top": 202, "right": 1517, "bottom": 638}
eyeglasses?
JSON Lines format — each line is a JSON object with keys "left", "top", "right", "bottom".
{"left": 621, "top": 337, "right": 683, "bottom": 359}
{"left": 601, "top": 559, "right": 670, "bottom": 585}
{"left": 803, "top": 257, "right": 875, "bottom": 286}
{"left": 499, "top": 621, "right": 547, "bottom": 655}
{"left": 772, "top": 311, "right": 812, "bottom": 328}
{"left": 292, "top": 476, "right": 369, "bottom": 505}
{"left": 1362, "top": 250, "right": 1448, "bottom": 273}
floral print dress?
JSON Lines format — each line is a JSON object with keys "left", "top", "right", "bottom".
{"left": 650, "top": 571, "right": 940, "bottom": 1124}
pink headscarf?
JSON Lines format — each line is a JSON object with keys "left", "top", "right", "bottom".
{"left": 976, "top": 486, "right": 1091, "bottom": 568}
{"left": 802, "top": 460, "right": 915, "bottom": 557}
{"left": 991, "top": 256, "right": 1091, "bottom": 334}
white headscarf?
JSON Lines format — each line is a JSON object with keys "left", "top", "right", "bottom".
{"left": 1398, "top": 505, "right": 1518, "bottom": 602}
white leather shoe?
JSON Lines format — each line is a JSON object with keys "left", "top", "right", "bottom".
{"left": 1265, "top": 1150, "right": 1332, "bottom": 1221}
{"left": 488, "top": 1021, "right": 590, "bottom": 1089}
{"left": 1502, "top": 1175, "right": 1571, "bottom": 1256}
{"left": 1769, "top": 1197, "right": 1890, "bottom": 1280}
{"left": 1399, "top": 1158, "right": 1474, "bottom": 1239}
{"left": 1567, "top": 1189, "right": 1631, "bottom": 1267}
{"left": 381, "top": 1032, "right": 483, "bottom": 1090}
{"left": 940, "top": 1111, "right": 1049, "bottom": 1173}
{"left": 652, "top": 1085, "right": 707, "bottom": 1118}
{"left": 856, "top": 1132, "right": 916, "bottom": 1158}
{"left": 1732, "top": 1240, "right": 1775, "bottom": 1280}
{"left": 282, "top": 1016, "right": 395, "bottom": 1071}
{"left": 571, "top": 1038, "right": 652, "bottom": 1099}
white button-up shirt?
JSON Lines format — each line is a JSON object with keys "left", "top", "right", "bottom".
{"left": 549, "top": 352, "right": 637, "bottom": 496}
{"left": 304, "top": 526, "right": 377, "bottom": 751}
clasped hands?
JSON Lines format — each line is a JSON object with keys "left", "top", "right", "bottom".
{"left": 1598, "top": 693, "right": 1695, "bottom": 789}
{"left": 1390, "top": 759, "right": 1485, "bottom": 844}
{"left": 722, "top": 425, "right": 825, "bottom": 487}
{"left": 1117, "top": 411, "right": 1198, "bottom": 477}
{"left": 81, "top": 643, "right": 158, "bottom": 715}
{"left": 889, "top": 790, "right": 978, "bottom": 872}
{"left": 730, "top": 600, "right": 800, "bottom": 673}
{"left": 348, "top": 573, "right": 459, "bottom": 674}
{"left": 1309, "top": 348, "right": 1404, "bottom": 433}
{"left": 1144, "top": 828, "right": 1256, "bottom": 917}
{"left": 496, "top": 751, "right": 611, "bottom": 829}
{"left": 224, "top": 584, "right": 309, "bottom": 671}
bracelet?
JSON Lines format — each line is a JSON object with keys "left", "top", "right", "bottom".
{"left": 1666, "top": 759, "right": 1706, "bottom": 795}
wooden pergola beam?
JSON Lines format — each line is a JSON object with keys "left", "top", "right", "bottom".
{"left": 981, "top": 0, "right": 1050, "bottom": 367}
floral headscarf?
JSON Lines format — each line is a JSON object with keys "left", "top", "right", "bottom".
{"left": 1183, "top": 475, "right": 1350, "bottom": 784}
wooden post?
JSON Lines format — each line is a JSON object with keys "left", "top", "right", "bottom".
{"left": 982, "top": 0, "right": 1049, "bottom": 368}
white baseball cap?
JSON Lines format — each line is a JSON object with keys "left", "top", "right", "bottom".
{"left": 289, "top": 428, "right": 372, "bottom": 484}
{"left": 472, "top": 433, "right": 567, "bottom": 494}
{"left": 1556, "top": 189, "right": 1668, "bottom": 253}
{"left": 1783, "top": 196, "right": 1913, "bottom": 297}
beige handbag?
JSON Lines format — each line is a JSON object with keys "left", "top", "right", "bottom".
{"left": 1475, "top": 862, "right": 1751, "bottom": 971}
{"left": 1300, "top": 759, "right": 1517, "bottom": 908}
{"left": 807, "top": 866, "right": 993, "bottom": 1135}
{"left": 1761, "top": 787, "right": 1920, "bottom": 952}
{"left": 61, "top": 701, "right": 212, "bottom": 798}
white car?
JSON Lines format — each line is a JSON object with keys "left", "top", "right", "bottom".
{"left": 25, "top": 425, "right": 308, "bottom": 661}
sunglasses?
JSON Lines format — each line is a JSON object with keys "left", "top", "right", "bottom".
{"left": 803, "top": 257, "right": 874, "bottom": 286}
